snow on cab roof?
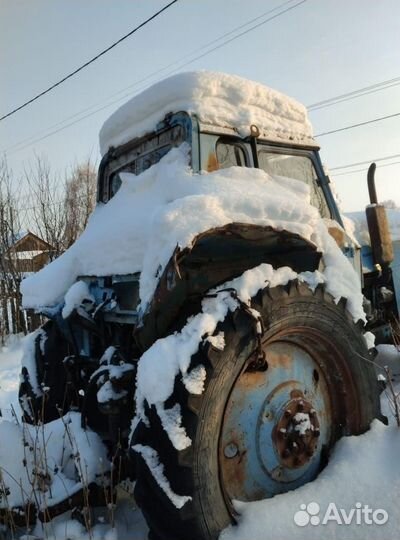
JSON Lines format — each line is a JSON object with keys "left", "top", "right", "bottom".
{"left": 99, "top": 71, "right": 316, "bottom": 155}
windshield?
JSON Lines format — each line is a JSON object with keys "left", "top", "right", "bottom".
{"left": 213, "top": 137, "right": 331, "bottom": 218}
{"left": 257, "top": 151, "right": 330, "bottom": 217}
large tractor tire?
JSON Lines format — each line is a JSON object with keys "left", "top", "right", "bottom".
{"left": 132, "top": 280, "right": 381, "bottom": 540}
{"left": 19, "top": 320, "right": 72, "bottom": 424}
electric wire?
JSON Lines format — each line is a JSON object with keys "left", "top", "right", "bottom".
{"left": 330, "top": 153, "right": 400, "bottom": 171}
{"left": 315, "top": 111, "right": 400, "bottom": 137}
{"left": 2, "top": 0, "right": 307, "bottom": 155}
{"left": 0, "top": 0, "right": 178, "bottom": 122}
{"left": 332, "top": 160, "right": 400, "bottom": 177}
{"left": 307, "top": 76, "right": 400, "bottom": 111}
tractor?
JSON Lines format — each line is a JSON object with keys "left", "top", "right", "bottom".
{"left": 14, "top": 72, "right": 397, "bottom": 540}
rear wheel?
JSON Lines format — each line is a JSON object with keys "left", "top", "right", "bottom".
{"left": 133, "top": 281, "right": 380, "bottom": 540}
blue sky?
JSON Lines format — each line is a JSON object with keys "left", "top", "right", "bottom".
{"left": 1, "top": 0, "right": 400, "bottom": 211}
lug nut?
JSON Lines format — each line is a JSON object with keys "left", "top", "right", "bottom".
{"left": 224, "top": 443, "right": 239, "bottom": 459}
{"left": 291, "top": 442, "right": 300, "bottom": 454}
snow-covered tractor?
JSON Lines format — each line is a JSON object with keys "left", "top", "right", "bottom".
{"left": 11, "top": 72, "right": 397, "bottom": 539}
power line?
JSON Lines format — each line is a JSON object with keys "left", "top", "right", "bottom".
{"left": 159, "top": 0, "right": 308, "bottom": 75}
{"left": 315, "top": 110, "right": 400, "bottom": 137}
{"left": 330, "top": 153, "right": 400, "bottom": 171}
{"left": 0, "top": 0, "right": 178, "bottom": 122}
{"left": 2, "top": 0, "right": 400, "bottom": 161}
{"left": 307, "top": 75, "right": 400, "bottom": 111}
{"left": 3, "top": 0, "right": 307, "bottom": 156}
{"left": 5, "top": 98, "right": 130, "bottom": 156}
{"left": 3, "top": 0, "right": 297, "bottom": 154}
{"left": 332, "top": 160, "right": 400, "bottom": 177}
{"left": 12, "top": 39, "right": 396, "bottom": 154}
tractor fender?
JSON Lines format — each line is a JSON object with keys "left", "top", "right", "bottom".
{"left": 136, "top": 222, "right": 321, "bottom": 350}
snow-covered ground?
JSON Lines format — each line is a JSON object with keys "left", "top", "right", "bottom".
{"left": 0, "top": 335, "right": 24, "bottom": 420}
{"left": 0, "top": 335, "right": 148, "bottom": 540}
{"left": 0, "top": 336, "right": 399, "bottom": 539}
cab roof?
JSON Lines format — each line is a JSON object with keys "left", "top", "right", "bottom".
{"left": 99, "top": 71, "right": 317, "bottom": 155}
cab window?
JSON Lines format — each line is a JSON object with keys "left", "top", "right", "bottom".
{"left": 216, "top": 141, "right": 247, "bottom": 169}
{"left": 102, "top": 123, "right": 187, "bottom": 203}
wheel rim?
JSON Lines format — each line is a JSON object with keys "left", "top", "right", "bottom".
{"left": 219, "top": 328, "right": 358, "bottom": 504}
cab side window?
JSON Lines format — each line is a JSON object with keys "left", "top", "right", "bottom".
{"left": 216, "top": 141, "right": 247, "bottom": 169}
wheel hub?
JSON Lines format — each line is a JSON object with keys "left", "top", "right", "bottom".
{"left": 219, "top": 339, "right": 333, "bottom": 503}
{"left": 273, "top": 397, "right": 320, "bottom": 469}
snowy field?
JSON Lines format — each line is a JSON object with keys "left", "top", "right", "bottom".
{"left": 0, "top": 336, "right": 399, "bottom": 540}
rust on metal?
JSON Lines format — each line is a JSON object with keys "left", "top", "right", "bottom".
{"left": 272, "top": 397, "right": 320, "bottom": 469}
{"left": 327, "top": 225, "right": 346, "bottom": 248}
{"left": 266, "top": 349, "right": 293, "bottom": 370}
{"left": 207, "top": 151, "right": 219, "bottom": 172}
{"left": 219, "top": 435, "right": 247, "bottom": 497}
{"left": 366, "top": 204, "right": 394, "bottom": 266}
{"left": 232, "top": 369, "right": 269, "bottom": 393}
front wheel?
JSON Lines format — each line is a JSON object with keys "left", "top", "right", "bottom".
{"left": 19, "top": 320, "right": 71, "bottom": 423}
{"left": 132, "top": 281, "right": 381, "bottom": 540}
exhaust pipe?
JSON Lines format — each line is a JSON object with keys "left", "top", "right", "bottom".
{"left": 367, "top": 163, "right": 378, "bottom": 205}
{"left": 365, "top": 163, "right": 394, "bottom": 267}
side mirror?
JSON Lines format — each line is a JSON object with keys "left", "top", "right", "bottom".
{"left": 365, "top": 163, "right": 394, "bottom": 267}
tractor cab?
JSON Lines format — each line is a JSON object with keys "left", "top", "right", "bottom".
{"left": 98, "top": 110, "right": 341, "bottom": 226}
{"left": 95, "top": 72, "right": 397, "bottom": 344}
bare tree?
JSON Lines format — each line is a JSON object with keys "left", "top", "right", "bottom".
{"left": 25, "top": 155, "right": 97, "bottom": 255}
{"left": 0, "top": 158, "right": 27, "bottom": 339}
{"left": 24, "top": 155, "right": 66, "bottom": 259}
{"left": 0, "top": 155, "right": 97, "bottom": 340}
{"left": 63, "top": 158, "right": 97, "bottom": 248}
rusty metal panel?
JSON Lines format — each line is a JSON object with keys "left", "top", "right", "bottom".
{"left": 366, "top": 204, "right": 394, "bottom": 265}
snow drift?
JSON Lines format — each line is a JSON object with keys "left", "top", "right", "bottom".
{"left": 0, "top": 412, "right": 109, "bottom": 510}
{"left": 222, "top": 419, "right": 400, "bottom": 540}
